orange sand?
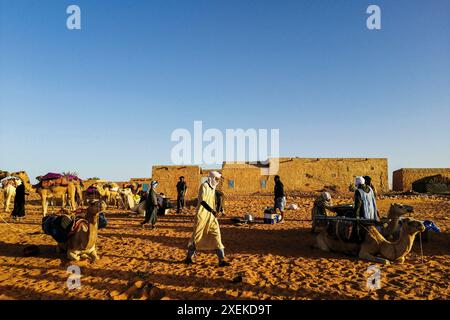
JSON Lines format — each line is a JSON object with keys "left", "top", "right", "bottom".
{"left": 0, "top": 193, "right": 449, "bottom": 300}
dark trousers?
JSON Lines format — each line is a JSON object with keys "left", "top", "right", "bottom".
{"left": 142, "top": 205, "right": 158, "bottom": 226}
{"left": 177, "top": 194, "right": 185, "bottom": 213}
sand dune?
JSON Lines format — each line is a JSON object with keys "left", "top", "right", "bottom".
{"left": 0, "top": 193, "right": 448, "bottom": 300}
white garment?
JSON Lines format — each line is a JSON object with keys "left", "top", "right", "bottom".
{"left": 357, "top": 187, "right": 377, "bottom": 220}
{"left": 208, "top": 171, "right": 221, "bottom": 189}
{"left": 355, "top": 176, "right": 365, "bottom": 187}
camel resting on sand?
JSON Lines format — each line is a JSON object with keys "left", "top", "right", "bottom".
{"left": 316, "top": 218, "right": 425, "bottom": 265}
{"left": 57, "top": 200, "right": 106, "bottom": 262}
{"left": 130, "top": 200, "right": 146, "bottom": 216}
{"left": 381, "top": 203, "right": 414, "bottom": 240}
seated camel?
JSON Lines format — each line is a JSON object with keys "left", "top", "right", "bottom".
{"left": 381, "top": 203, "right": 414, "bottom": 240}
{"left": 318, "top": 203, "right": 413, "bottom": 239}
{"left": 57, "top": 200, "right": 107, "bottom": 262}
{"left": 316, "top": 217, "right": 425, "bottom": 265}
{"left": 130, "top": 200, "right": 146, "bottom": 216}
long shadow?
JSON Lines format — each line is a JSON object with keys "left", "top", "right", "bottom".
{"left": 0, "top": 241, "right": 60, "bottom": 260}
{"left": 0, "top": 284, "right": 78, "bottom": 300}
{"left": 410, "top": 231, "right": 450, "bottom": 256}
{"left": 99, "top": 226, "right": 334, "bottom": 260}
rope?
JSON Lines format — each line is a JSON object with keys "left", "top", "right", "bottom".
{"left": 0, "top": 213, "right": 40, "bottom": 235}
{"left": 419, "top": 232, "right": 424, "bottom": 264}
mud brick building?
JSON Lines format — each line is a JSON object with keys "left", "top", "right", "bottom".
{"left": 150, "top": 157, "right": 389, "bottom": 199}
{"left": 392, "top": 168, "right": 450, "bottom": 191}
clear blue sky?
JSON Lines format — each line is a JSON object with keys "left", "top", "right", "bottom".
{"left": 1, "top": 0, "right": 449, "bottom": 184}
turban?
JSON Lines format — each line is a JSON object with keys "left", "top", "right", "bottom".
{"left": 208, "top": 171, "right": 221, "bottom": 189}
{"left": 355, "top": 176, "right": 365, "bottom": 187}
{"left": 322, "top": 192, "right": 331, "bottom": 201}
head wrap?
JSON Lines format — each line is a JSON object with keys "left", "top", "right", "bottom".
{"left": 151, "top": 181, "right": 158, "bottom": 188}
{"left": 208, "top": 171, "right": 221, "bottom": 189}
{"left": 355, "top": 176, "right": 365, "bottom": 187}
{"left": 322, "top": 192, "right": 331, "bottom": 202}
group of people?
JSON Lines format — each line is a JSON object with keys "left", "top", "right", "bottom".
{"left": 3, "top": 170, "right": 379, "bottom": 268}
{"left": 311, "top": 175, "right": 379, "bottom": 232}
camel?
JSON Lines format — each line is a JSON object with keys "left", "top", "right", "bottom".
{"left": 130, "top": 199, "right": 146, "bottom": 216}
{"left": 12, "top": 171, "right": 83, "bottom": 216}
{"left": 104, "top": 183, "right": 124, "bottom": 208}
{"left": 381, "top": 203, "right": 413, "bottom": 240}
{"left": 57, "top": 200, "right": 106, "bottom": 262}
{"left": 120, "top": 187, "right": 136, "bottom": 210}
{"left": 315, "top": 203, "right": 413, "bottom": 239}
{"left": 1, "top": 177, "right": 21, "bottom": 212}
{"left": 316, "top": 217, "right": 426, "bottom": 265}
{"left": 87, "top": 183, "right": 111, "bottom": 206}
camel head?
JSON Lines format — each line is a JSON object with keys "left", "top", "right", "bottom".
{"left": 401, "top": 218, "right": 426, "bottom": 236}
{"left": 11, "top": 171, "right": 33, "bottom": 191}
{"left": 387, "top": 203, "right": 413, "bottom": 219}
{"left": 86, "top": 200, "right": 107, "bottom": 220}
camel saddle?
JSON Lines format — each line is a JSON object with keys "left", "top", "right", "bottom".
{"left": 39, "top": 173, "right": 81, "bottom": 189}
{"left": 326, "top": 220, "right": 367, "bottom": 244}
{"left": 42, "top": 215, "right": 86, "bottom": 242}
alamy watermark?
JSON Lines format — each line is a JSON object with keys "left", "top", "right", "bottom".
{"left": 66, "top": 265, "right": 82, "bottom": 290}
{"left": 66, "top": 5, "right": 81, "bottom": 30}
{"left": 367, "top": 5, "right": 381, "bottom": 30}
{"left": 64, "top": 4, "right": 381, "bottom": 32}
{"left": 366, "top": 265, "right": 381, "bottom": 291}
{"left": 171, "top": 121, "right": 280, "bottom": 174}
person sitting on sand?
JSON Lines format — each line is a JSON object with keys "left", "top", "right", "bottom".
{"left": 311, "top": 192, "right": 333, "bottom": 233}
{"left": 274, "top": 175, "right": 286, "bottom": 221}
{"left": 353, "top": 176, "right": 379, "bottom": 221}
{"left": 140, "top": 181, "right": 159, "bottom": 229}
{"left": 184, "top": 171, "right": 230, "bottom": 267}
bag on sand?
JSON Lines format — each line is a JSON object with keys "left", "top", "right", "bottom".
{"left": 98, "top": 212, "right": 108, "bottom": 229}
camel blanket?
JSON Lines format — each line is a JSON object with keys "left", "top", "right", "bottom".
{"left": 188, "top": 182, "right": 224, "bottom": 251}
{"left": 1, "top": 177, "right": 21, "bottom": 188}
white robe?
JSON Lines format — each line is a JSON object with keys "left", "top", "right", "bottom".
{"left": 188, "top": 182, "right": 224, "bottom": 251}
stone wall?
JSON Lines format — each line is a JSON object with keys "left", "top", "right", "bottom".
{"left": 151, "top": 165, "right": 202, "bottom": 199}
{"left": 220, "top": 158, "right": 388, "bottom": 194}
{"left": 392, "top": 168, "right": 450, "bottom": 191}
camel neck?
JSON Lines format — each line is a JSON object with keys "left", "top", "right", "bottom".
{"left": 86, "top": 214, "right": 99, "bottom": 249}
{"left": 392, "top": 226, "right": 416, "bottom": 259}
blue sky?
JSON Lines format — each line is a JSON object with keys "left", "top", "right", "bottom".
{"left": 0, "top": 0, "right": 449, "bottom": 184}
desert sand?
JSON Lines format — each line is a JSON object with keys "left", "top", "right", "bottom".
{"left": 0, "top": 192, "right": 449, "bottom": 300}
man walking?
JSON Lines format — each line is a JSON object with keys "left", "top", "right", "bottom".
{"left": 184, "top": 171, "right": 230, "bottom": 267}
{"left": 140, "top": 181, "right": 159, "bottom": 229}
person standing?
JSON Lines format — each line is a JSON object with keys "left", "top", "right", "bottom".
{"left": 11, "top": 180, "right": 27, "bottom": 220}
{"left": 363, "top": 175, "right": 377, "bottom": 198}
{"left": 184, "top": 171, "right": 230, "bottom": 267}
{"left": 176, "top": 176, "right": 187, "bottom": 214}
{"left": 140, "top": 181, "right": 159, "bottom": 229}
{"left": 274, "top": 175, "right": 286, "bottom": 221}
{"left": 353, "top": 176, "right": 379, "bottom": 221}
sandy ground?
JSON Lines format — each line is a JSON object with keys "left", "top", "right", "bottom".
{"left": 0, "top": 192, "right": 449, "bottom": 300}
